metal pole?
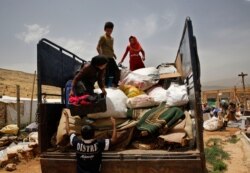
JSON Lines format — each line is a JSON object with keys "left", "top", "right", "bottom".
{"left": 16, "top": 85, "right": 20, "bottom": 128}
{"left": 30, "top": 71, "right": 36, "bottom": 124}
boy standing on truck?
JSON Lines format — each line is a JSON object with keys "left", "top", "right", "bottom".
{"left": 68, "top": 117, "right": 117, "bottom": 173}
{"left": 96, "top": 21, "right": 120, "bottom": 87}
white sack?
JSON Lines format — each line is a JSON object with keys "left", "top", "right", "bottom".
{"left": 146, "top": 85, "right": 167, "bottom": 104}
{"left": 165, "top": 83, "right": 189, "bottom": 106}
{"left": 133, "top": 67, "right": 159, "bottom": 77}
{"left": 120, "top": 67, "right": 159, "bottom": 91}
{"left": 7, "top": 142, "right": 32, "bottom": 156}
{"left": 203, "top": 116, "right": 223, "bottom": 131}
{"left": 120, "top": 68, "right": 131, "bottom": 81}
{"left": 88, "top": 88, "right": 128, "bottom": 119}
{"left": 126, "top": 94, "right": 157, "bottom": 109}
{"left": 29, "top": 132, "right": 38, "bottom": 143}
{"left": 0, "top": 149, "right": 8, "bottom": 163}
{"left": 158, "top": 65, "right": 177, "bottom": 74}
{"left": 25, "top": 122, "right": 38, "bottom": 132}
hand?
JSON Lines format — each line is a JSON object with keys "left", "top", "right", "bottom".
{"left": 69, "top": 89, "right": 74, "bottom": 96}
{"left": 101, "top": 88, "right": 107, "bottom": 96}
{"left": 110, "top": 116, "right": 117, "bottom": 144}
{"left": 110, "top": 116, "right": 116, "bottom": 126}
{"left": 142, "top": 56, "right": 145, "bottom": 61}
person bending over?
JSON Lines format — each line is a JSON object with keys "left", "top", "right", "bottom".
{"left": 70, "top": 55, "right": 108, "bottom": 96}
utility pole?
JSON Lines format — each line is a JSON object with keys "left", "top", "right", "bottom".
{"left": 238, "top": 72, "right": 248, "bottom": 110}
{"left": 238, "top": 72, "right": 247, "bottom": 91}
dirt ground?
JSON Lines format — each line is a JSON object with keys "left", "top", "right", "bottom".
{"left": 0, "top": 158, "right": 41, "bottom": 173}
{"left": 204, "top": 128, "right": 250, "bottom": 173}
{"left": 0, "top": 128, "right": 249, "bottom": 173}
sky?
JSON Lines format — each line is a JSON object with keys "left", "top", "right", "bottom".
{"left": 0, "top": 0, "right": 250, "bottom": 87}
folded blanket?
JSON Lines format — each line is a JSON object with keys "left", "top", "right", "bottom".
{"left": 136, "top": 103, "right": 185, "bottom": 134}
{"left": 94, "top": 127, "right": 135, "bottom": 151}
{"left": 91, "top": 118, "right": 129, "bottom": 130}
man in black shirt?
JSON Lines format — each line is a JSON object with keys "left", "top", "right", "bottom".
{"left": 69, "top": 117, "right": 117, "bottom": 173}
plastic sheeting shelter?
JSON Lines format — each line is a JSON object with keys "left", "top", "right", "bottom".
{"left": 0, "top": 96, "right": 60, "bottom": 128}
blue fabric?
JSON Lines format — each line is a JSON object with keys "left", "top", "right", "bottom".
{"left": 65, "top": 80, "right": 72, "bottom": 107}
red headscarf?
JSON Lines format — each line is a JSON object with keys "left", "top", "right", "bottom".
{"left": 129, "top": 36, "right": 142, "bottom": 52}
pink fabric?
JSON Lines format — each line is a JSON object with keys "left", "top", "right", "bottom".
{"left": 69, "top": 95, "right": 91, "bottom": 106}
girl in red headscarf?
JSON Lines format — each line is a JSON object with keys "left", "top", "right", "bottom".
{"left": 119, "top": 36, "right": 145, "bottom": 71}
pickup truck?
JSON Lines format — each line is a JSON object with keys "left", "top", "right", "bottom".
{"left": 37, "top": 17, "right": 206, "bottom": 173}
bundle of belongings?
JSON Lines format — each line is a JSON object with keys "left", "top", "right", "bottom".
{"left": 203, "top": 101, "right": 241, "bottom": 131}
{"left": 54, "top": 67, "right": 194, "bottom": 151}
{"left": 68, "top": 93, "right": 106, "bottom": 116}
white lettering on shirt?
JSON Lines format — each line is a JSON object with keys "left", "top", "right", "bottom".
{"left": 77, "top": 143, "right": 98, "bottom": 152}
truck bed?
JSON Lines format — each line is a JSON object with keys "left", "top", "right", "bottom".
{"left": 37, "top": 17, "right": 206, "bottom": 173}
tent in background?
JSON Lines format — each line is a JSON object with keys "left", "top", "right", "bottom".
{"left": 0, "top": 96, "right": 60, "bottom": 128}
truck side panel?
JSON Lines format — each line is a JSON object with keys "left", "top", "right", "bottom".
{"left": 38, "top": 104, "right": 63, "bottom": 152}
{"left": 40, "top": 158, "right": 203, "bottom": 173}
{"left": 178, "top": 19, "right": 205, "bottom": 171}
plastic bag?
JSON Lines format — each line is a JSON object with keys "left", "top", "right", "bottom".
{"left": 165, "top": 83, "right": 189, "bottom": 106}
{"left": 146, "top": 85, "right": 167, "bottom": 104}
{"left": 203, "top": 116, "right": 223, "bottom": 131}
{"left": 119, "top": 67, "right": 159, "bottom": 91}
{"left": 119, "top": 85, "right": 145, "bottom": 98}
{"left": 25, "top": 122, "right": 38, "bottom": 132}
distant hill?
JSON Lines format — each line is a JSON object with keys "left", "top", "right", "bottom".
{"left": 0, "top": 68, "right": 60, "bottom": 98}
